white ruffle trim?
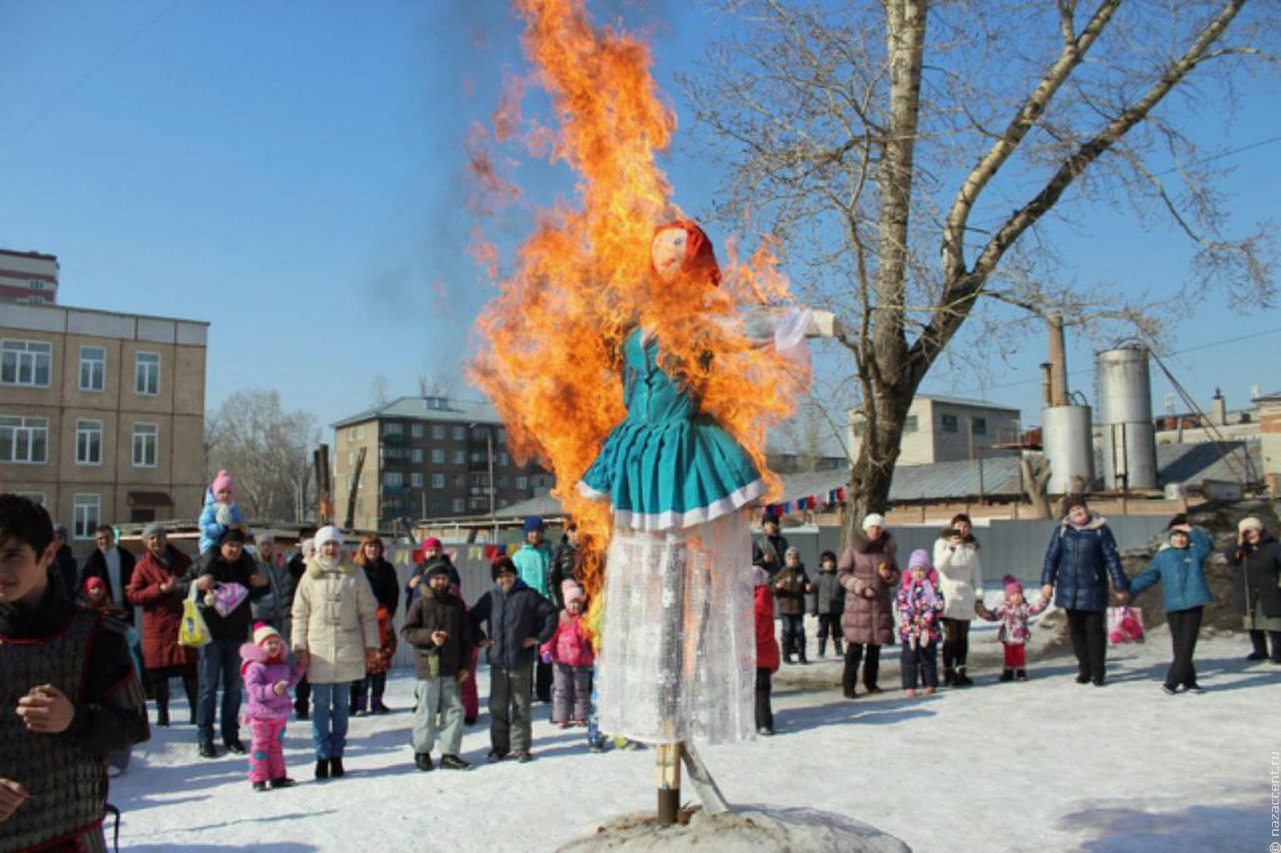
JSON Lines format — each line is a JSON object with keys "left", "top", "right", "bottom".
{"left": 577, "top": 477, "right": 766, "bottom": 533}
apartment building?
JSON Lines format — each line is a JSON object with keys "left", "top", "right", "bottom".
{"left": 0, "top": 248, "right": 59, "bottom": 305}
{"left": 332, "top": 396, "right": 554, "bottom": 531}
{"left": 848, "top": 395, "right": 1022, "bottom": 466}
{"left": 0, "top": 302, "right": 208, "bottom": 537}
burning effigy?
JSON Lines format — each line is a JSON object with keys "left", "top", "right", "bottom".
{"left": 468, "top": 0, "right": 826, "bottom": 822}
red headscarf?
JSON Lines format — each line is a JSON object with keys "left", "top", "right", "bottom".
{"left": 652, "top": 220, "right": 721, "bottom": 287}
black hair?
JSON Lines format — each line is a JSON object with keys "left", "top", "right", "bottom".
{"left": 0, "top": 494, "right": 55, "bottom": 555}
{"left": 820, "top": 550, "right": 838, "bottom": 564}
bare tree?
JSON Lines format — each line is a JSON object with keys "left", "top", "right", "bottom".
{"left": 417, "top": 370, "right": 456, "bottom": 398}
{"left": 206, "top": 390, "right": 319, "bottom": 523}
{"left": 685, "top": 0, "right": 1276, "bottom": 533}
{"left": 371, "top": 375, "right": 391, "bottom": 407}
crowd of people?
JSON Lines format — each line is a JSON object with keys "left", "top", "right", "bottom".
{"left": 3, "top": 477, "right": 1279, "bottom": 851}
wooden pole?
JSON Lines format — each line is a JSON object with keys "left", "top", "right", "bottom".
{"left": 656, "top": 743, "right": 681, "bottom": 824}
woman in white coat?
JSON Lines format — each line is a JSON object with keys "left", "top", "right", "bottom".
{"left": 932, "top": 513, "right": 984, "bottom": 687}
{"left": 291, "top": 525, "right": 379, "bottom": 780}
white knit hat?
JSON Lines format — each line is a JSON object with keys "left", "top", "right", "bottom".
{"left": 253, "top": 622, "right": 282, "bottom": 646}
{"left": 862, "top": 513, "right": 886, "bottom": 531}
{"left": 314, "top": 525, "right": 344, "bottom": 550}
{"left": 1239, "top": 517, "right": 1264, "bottom": 534}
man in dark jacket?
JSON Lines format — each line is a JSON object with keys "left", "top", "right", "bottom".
{"left": 402, "top": 562, "right": 474, "bottom": 771}
{"left": 470, "top": 557, "right": 556, "bottom": 764}
{"left": 179, "top": 527, "right": 269, "bottom": 757}
{"left": 1041, "top": 496, "right": 1130, "bottom": 686}
{"left": 50, "top": 523, "right": 78, "bottom": 600}
{"left": 753, "top": 511, "right": 790, "bottom": 578}
{"left": 79, "top": 525, "right": 137, "bottom": 623}
{"left": 0, "top": 495, "right": 149, "bottom": 853}
{"left": 549, "top": 523, "right": 585, "bottom": 610}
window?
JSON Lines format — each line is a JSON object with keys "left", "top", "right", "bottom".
{"left": 75, "top": 419, "right": 103, "bottom": 465}
{"left": 73, "top": 494, "right": 101, "bottom": 539}
{"left": 431, "top": 448, "right": 444, "bottom": 464}
{"left": 132, "top": 423, "right": 158, "bottom": 467}
{"left": 411, "top": 473, "right": 423, "bottom": 488}
{"left": 498, "top": 475, "right": 508, "bottom": 488}
{"left": 453, "top": 475, "right": 466, "bottom": 488}
{"left": 384, "top": 471, "right": 403, "bottom": 487}
{"left": 429, "top": 499, "right": 444, "bottom": 514}
{"left": 452, "top": 426, "right": 465, "bottom": 440}
{"left": 903, "top": 415, "right": 919, "bottom": 433}
{"left": 451, "top": 498, "right": 466, "bottom": 513}
{"left": 1, "top": 340, "right": 52, "bottom": 387}
{"left": 384, "top": 422, "right": 402, "bottom": 436}
{"left": 497, "top": 452, "right": 510, "bottom": 466}
{"left": 941, "top": 414, "right": 958, "bottom": 433}
{"left": 516, "top": 476, "right": 528, "bottom": 490}
{"left": 355, "top": 425, "right": 365, "bottom": 440}
{"left": 0, "top": 415, "right": 48, "bottom": 463}
{"left": 411, "top": 448, "right": 423, "bottom": 463}
{"left": 431, "top": 424, "right": 445, "bottom": 439}
{"left": 411, "top": 424, "right": 424, "bottom": 438}
{"left": 134, "top": 352, "right": 160, "bottom": 395}
{"left": 452, "top": 450, "right": 465, "bottom": 465}
{"left": 431, "top": 473, "right": 445, "bottom": 489}
{"left": 79, "top": 346, "right": 106, "bottom": 391}
{"left": 971, "top": 417, "right": 987, "bottom": 436}
{"left": 498, "top": 428, "right": 507, "bottom": 442}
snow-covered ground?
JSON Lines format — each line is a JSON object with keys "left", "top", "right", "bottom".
{"left": 111, "top": 625, "right": 1280, "bottom": 852}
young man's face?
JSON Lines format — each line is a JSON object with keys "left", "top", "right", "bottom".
{"left": 0, "top": 537, "right": 55, "bottom": 607}
{"left": 763, "top": 521, "right": 779, "bottom": 536}
{"left": 95, "top": 529, "right": 114, "bottom": 553}
{"left": 220, "top": 540, "right": 244, "bottom": 562}
{"left": 496, "top": 570, "right": 517, "bottom": 592}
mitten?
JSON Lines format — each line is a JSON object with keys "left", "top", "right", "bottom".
{"left": 541, "top": 651, "right": 553, "bottom": 664}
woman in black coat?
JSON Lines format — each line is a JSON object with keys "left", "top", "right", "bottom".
{"left": 351, "top": 535, "right": 400, "bottom": 715}
{"left": 1231, "top": 517, "right": 1281, "bottom": 663}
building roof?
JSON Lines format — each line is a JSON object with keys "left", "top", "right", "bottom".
{"left": 332, "top": 395, "right": 501, "bottom": 429}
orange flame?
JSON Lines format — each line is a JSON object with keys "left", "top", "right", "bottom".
{"left": 468, "top": 0, "right": 809, "bottom": 598}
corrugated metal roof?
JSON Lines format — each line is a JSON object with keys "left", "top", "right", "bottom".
{"left": 332, "top": 395, "right": 500, "bottom": 429}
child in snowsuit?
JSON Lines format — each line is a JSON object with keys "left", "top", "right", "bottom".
{"left": 198, "top": 469, "right": 246, "bottom": 556}
{"left": 896, "top": 550, "right": 945, "bottom": 696}
{"left": 541, "top": 580, "right": 595, "bottom": 727}
{"left": 773, "top": 547, "right": 814, "bottom": 663}
{"left": 754, "top": 567, "right": 781, "bottom": 735}
{"left": 979, "top": 575, "right": 1049, "bottom": 681}
{"left": 812, "top": 550, "right": 844, "bottom": 658}
{"left": 240, "top": 622, "right": 305, "bottom": 791}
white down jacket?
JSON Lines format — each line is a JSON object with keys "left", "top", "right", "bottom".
{"left": 932, "top": 537, "right": 984, "bottom": 619}
{"left": 291, "top": 556, "right": 379, "bottom": 684}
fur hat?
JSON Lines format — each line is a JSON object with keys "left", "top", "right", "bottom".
{"left": 314, "top": 525, "right": 343, "bottom": 551}
{"left": 423, "top": 560, "right": 451, "bottom": 583}
{"left": 219, "top": 526, "right": 248, "bottom": 545}
{"left": 861, "top": 513, "right": 886, "bottom": 531}
{"left": 1062, "top": 494, "right": 1088, "bottom": 516}
{"left": 562, "top": 580, "right": 585, "bottom": 605}
{"left": 1239, "top": 517, "right": 1264, "bottom": 534}
{"left": 1003, "top": 574, "right": 1023, "bottom": 597}
{"left": 142, "top": 521, "right": 165, "bottom": 540}
{"left": 523, "top": 516, "right": 545, "bottom": 534}
{"left": 492, "top": 556, "right": 518, "bottom": 581}
{"left": 422, "top": 536, "right": 442, "bottom": 551}
{"left": 907, "top": 549, "right": 932, "bottom": 572}
{"left": 253, "top": 622, "right": 282, "bottom": 647}
{"left": 211, "top": 469, "right": 234, "bottom": 497}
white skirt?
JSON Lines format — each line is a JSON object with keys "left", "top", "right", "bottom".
{"left": 594, "top": 511, "right": 756, "bottom": 745}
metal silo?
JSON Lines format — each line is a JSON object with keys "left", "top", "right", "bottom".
{"left": 1097, "top": 345, "right": 1157, "bottom": 491}
{"left": 1042, "top": 404, "right": 1094, "bottom": 494}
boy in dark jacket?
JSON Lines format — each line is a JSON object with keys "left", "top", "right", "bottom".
{"left": 470, "top": 556, "right": 557, "bottom": 763}
{"left": 402, "top": 562, "right": 474, "bottom": 771}
{"left": 812, "top": 550, "right": 845, "bottom": 658}
{"left": 773, "top": 547, "right": 813, "bottom": 663}
{"left": 0, "top": 495, "right": 150, "bottom": 852}
{"left": 752, "top": 511, "right": 790, "bottom": 578}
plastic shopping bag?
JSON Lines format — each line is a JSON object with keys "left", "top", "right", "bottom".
{"left": 209, "top": 582, "right": 249, "bottom": 617}
{"left": 1107, "top": 605, "right": 1145, "bottom": 646}
{"left": 179, "top": 585, "right": 211, "bottom": 647}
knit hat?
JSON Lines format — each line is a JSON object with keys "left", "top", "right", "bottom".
{"left": 1003, "top": 574, "right": 1023, "bottom": 597}
{"left": 1239, "top": 517, "right": 1264, "bottom": 534}
{"left": 862, "top": 513, "right": 886, "bottom": 531}
{"left": 211, "top": 469, "right": 234, "bottom": 496}
{"left": 562, "top": 580, "right": 585, "bottom": 605}
{"left": 784, "top": 546, "right": 800, "bottom": 559}
{"left": 761, "top": 510, "right": 780, "bottom": 526}
{"left": 142, "top": 521, "right": 165, "bottom": 540}
{"left": 255, "top": 532, "right": 275, "bottom": 545}
{"left": 84, "top": 577, "right": 105, "bottom": 595}
{"left": 907, "top": 549, "right": 932, "bottom": 572}
{"left": 492, "top": 556, "right": 518, "bottom": 581}
{"left": 1164, "top": 513, "right": 1188, "bottom": 531}
{"left": 314, "top": 525, "right": 344, "bottom": 551}
{"left": 253, "top": 622, "right": 282, "bottom": 647}
{"left": 423, "top": 560, "right": 451, "bottom": 583}
{"left": 523, "top": 516, "right": 545, "bottom": 534}
{"left": 219, "top": 526, "right": 248, "bottom": 545}
{"left": 422, "top": 536, "right": 442, "bottom": 551}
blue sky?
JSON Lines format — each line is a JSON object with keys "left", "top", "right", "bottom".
{"left": 2, "top": 1, "right": 1277, "bottom": 449}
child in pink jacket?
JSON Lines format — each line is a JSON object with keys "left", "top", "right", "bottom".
{"left": 541, "top": 581, "right": 595, "bottom": 727}
{"left": 240, "top": 623, "right": 305, "bottom": 790}
{"left": 978, "top": 575, "right": 1049, "bottom": 682}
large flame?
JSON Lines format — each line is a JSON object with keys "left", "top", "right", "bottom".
{"left": 468, "top": 0, "right": 809, "bottom": 598}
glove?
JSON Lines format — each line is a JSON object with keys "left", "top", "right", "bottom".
{"left": 215, "top": 503, "right": 234, "bottom": 526}
{"left": 541, "top": 651, "right": 553, "bottom": 664}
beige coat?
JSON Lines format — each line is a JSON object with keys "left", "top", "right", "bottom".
{"left": 932, "top": 537, "right": 984, "bottom": 619}
{"left": 291, "top": 556, "right": 379, "bottom": 685}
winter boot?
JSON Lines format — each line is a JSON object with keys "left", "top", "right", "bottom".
{"left": 943, "top": 667, "right": 956, "bottom": 687}
{"left": 834, "top": 638, "right": 843, "bottom": 656}
{"left": 315, "top": 759, "right": 330, "bottom": 780}
{"left": 954, "top": 667, "right": 973, "bottom": 687}
{"left": 1015, "top": 669, "right": 1028, "bottom": 681}
{"left": 817, "top": 637, "right": 827, "bottom": 659}
{"left": 999, "top": 669, "right": 1014, "bottom": 682}
{"left": 329, "top": 757, "right": 345, "bottom": 778}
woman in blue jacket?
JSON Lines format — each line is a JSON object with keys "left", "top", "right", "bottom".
{"left": 1129, "top": 516, "right": 1214, "bottom": 694}
{"left": 1040, "top": 496, "right": 1130, "bottom": 686}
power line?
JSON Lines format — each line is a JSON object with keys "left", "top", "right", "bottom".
{"left": 0, "top": 0, "right": 182, "bottom": 154}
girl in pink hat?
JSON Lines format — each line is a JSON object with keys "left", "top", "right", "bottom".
{"left": 978, "top": 575, "right": 1049, "bottom": 682}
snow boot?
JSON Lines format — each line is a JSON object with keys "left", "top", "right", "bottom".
{"left": 834, "top": 638, "right": 843, "bottom": 656}
{"left": 817, "top": 637, "right": 827, "bottom": 658}
{"left": 1015, "top": 669, "right": 1028, "bottom": 681}
{"left": 315, "top": 759, "right": 329, "bottom": 780}
{"left": 329, "top": 757, "right": 345, "bottom": 778}
{"left": 999, "top": 669, "right": 1014, "bottom": 682}
{"left": 954, "top": 667, "right": 973, "bottom": 687}
{"left": 943, "top": 667, "right": 956, "bottom": 687}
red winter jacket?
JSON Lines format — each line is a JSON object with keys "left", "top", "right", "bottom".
{"left": 755, "top": 585, "right": 780, "bottom": 673}
{"left": 126, "top": 545, "right": 197, "bottom": 671}
{"left": 541, "top": 611, "right": 596, "bottom": 667}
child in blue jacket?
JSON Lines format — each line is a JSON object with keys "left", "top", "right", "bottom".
{"left": 1128, "top": 515, "right": 1214, "bottom": 694}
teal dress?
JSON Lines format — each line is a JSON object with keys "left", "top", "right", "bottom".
{"left": 579, "top": 328, "right": 765, "bottom": 532}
